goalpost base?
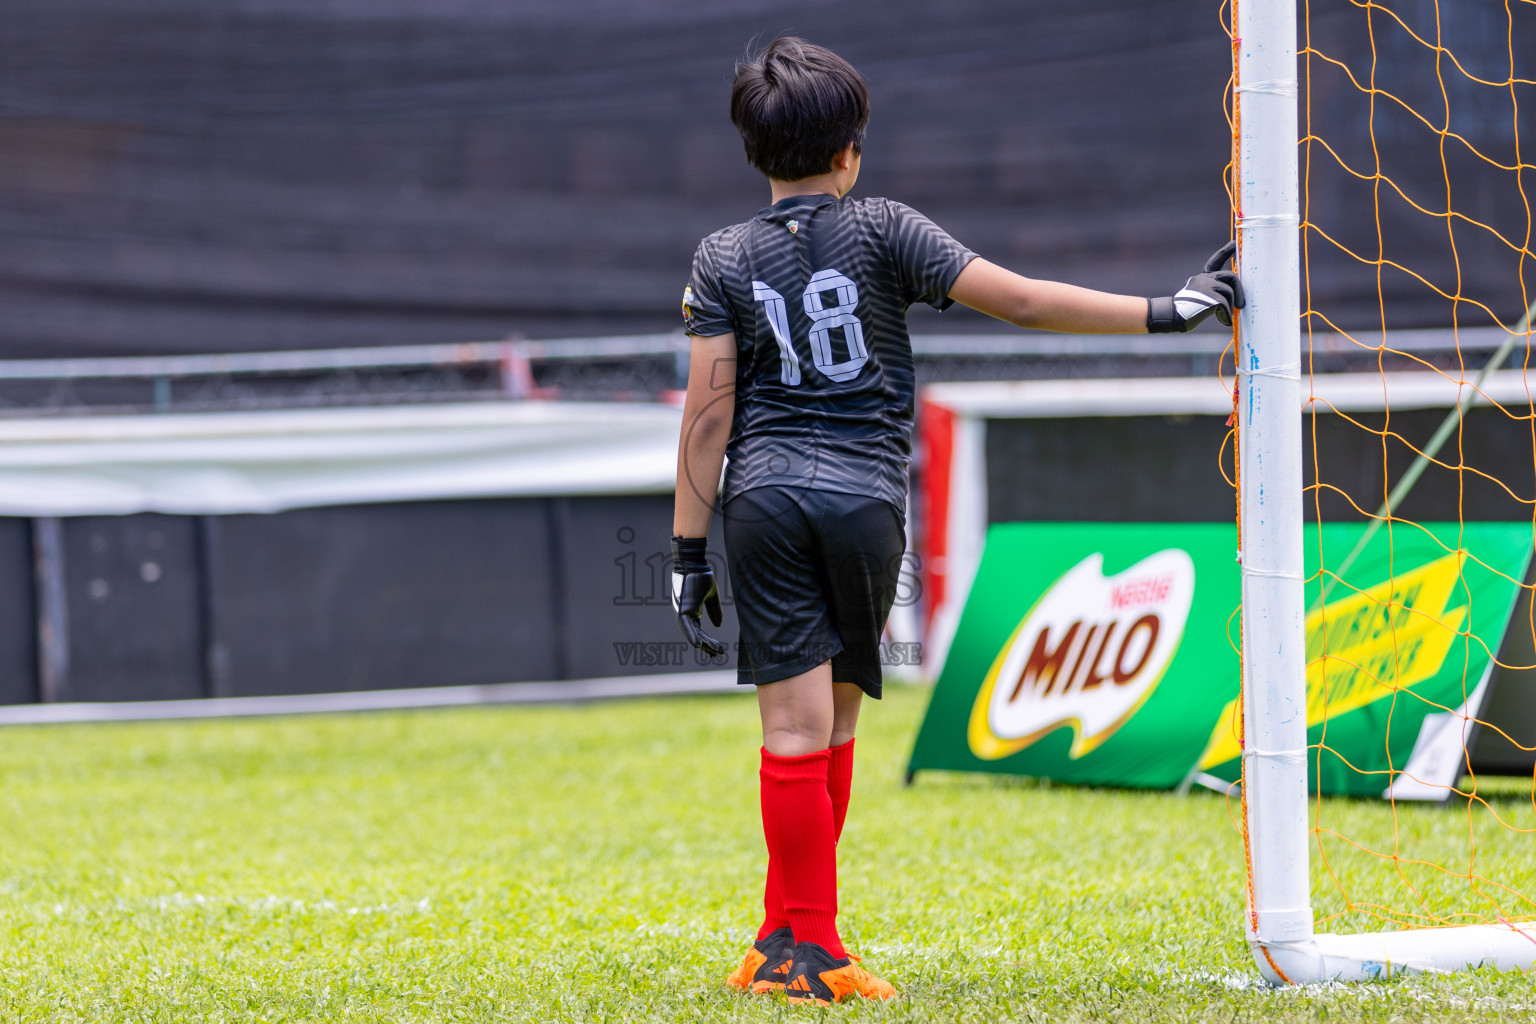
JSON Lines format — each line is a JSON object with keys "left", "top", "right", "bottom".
{"left": 1250, "top": 924, "right": 1536, "bottom": 984}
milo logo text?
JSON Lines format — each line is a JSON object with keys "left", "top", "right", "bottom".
{"left": 969, "top": 550, "right": 1195, "bottom": 760}
{"left": 1006, "top": 611, "right": 1163, "bottom": 700}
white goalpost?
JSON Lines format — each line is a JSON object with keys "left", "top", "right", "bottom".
{"left": 1235, "top": 0, "right": 1536, "bottom": 985}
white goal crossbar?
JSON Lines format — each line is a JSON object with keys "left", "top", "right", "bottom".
{"left": 1234, "top": 0, "right": 1536, "bottom": 984}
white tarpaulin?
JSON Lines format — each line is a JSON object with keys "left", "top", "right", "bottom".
{"left": 0, "top": 401, "right": 683, "bottom": 516}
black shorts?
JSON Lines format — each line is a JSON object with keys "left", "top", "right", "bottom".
{"left": 722, "top": 486, "right": 907, "bottom": 698}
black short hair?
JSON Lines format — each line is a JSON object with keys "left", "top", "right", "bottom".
{"left": 730, "top": 37, "right": 869, "bottom": 182}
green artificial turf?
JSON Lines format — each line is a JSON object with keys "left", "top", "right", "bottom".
{"left": 1, "top": 685, "right": 1533, "bottom": 1022}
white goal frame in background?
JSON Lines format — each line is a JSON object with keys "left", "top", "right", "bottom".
{"left": 1235, "top": 0, "right": 1536, "bottom": 983}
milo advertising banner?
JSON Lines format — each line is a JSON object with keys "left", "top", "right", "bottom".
{"left": 909, "top": 522, "right": 1532, "bottom": 797}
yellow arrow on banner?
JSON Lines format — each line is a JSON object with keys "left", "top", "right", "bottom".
{"left": 1199, "top": 551, "right": 1467, "bottom": 770}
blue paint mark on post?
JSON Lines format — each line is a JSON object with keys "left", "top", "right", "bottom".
{"left": 1248, "top": 349, "right": 1259, "bottom": 421}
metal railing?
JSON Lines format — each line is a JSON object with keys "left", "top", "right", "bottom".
{"left": 0, "top": 326, "right": 1521, "bottom": 415}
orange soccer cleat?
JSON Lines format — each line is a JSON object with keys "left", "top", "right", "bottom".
{"left": 725, "top": 926, "right": 795, "bottom": 994}
{"left": 781, "top": 941, "right": 897, "bottom": 1005}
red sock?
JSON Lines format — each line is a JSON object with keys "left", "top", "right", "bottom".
{"left": 757, "top": 856, "right": 789, "bottom": 940}
{"left": 758, "top": 738, "right": 856, "bottom": 939}
{"left": 827, "top": 738, "right": 855, "bottom": 842}
{"left": 758, "top": 747, "right": 845, "bottom": 957}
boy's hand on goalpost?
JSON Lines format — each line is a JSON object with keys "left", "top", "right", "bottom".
{"left": 1147, "top": 240, "right": 1246, "bottom": 333}
{"left": 671, "top": 536, "right": 727, "bottom": 656}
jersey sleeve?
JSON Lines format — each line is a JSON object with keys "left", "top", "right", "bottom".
{"left": 884, "top": 201, "right": 977, "bottom": 311}
{"left": 681, "top": 238, "right": 736, "bottom": 337}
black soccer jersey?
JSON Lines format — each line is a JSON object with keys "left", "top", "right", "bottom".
{"left": 682, "top": 193, "right": 975, "bottom": 511}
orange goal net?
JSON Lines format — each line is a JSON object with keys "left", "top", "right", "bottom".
{"left": 1225, "top": 0, "right": 1536, "bottom": 967}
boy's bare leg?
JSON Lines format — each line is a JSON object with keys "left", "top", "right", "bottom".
{"left": 758, "top": 661, "right": 835, "bottom": 755}
{"left": 758, "top": 665, "right": 866, "bottom": 755}
{"left": 830, "top": 682, "right": 862, "bottom": 747}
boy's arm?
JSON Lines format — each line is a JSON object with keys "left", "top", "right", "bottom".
{"left": 947, "top": 243, "right": 1244, "bottom": 335}
{"left": 670, "top": 332, "right": 734, "bottom": 656}
{"left": 948, "top": 258, "right": 1147, "bottom": 333}
{"left": 672, "top": 332, "right": 737, "bottom": 538}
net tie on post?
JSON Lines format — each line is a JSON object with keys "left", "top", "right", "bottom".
{"left": 1234, "top": 79, "right": 1298, "bottom": 97}
{"left": 1238, "top": 361, "right": 1302, "bottom": 382}
{"left": 1241, "top": 747, "right": 1310, "bottom": 769}
{"left": 1240, "top": 565, "right": 1304, "bottom": 581}
{"left": 1234, "top": 213, "right": 1300, "bottom": 230}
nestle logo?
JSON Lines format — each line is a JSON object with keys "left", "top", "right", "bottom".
{"left": 1109, "top": 575, "right": 1173, "bottom": 610}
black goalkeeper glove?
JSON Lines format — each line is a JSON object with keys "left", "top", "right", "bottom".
{"left": 671, "top": 536, "right": 726, "bottom": 657}
{"left": 1147, "top": 240, "right": 1247, "bottom": 333}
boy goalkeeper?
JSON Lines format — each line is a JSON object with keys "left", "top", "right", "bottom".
{"left": 671, "top": 37, "right": 1242, "bottom": 1006}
